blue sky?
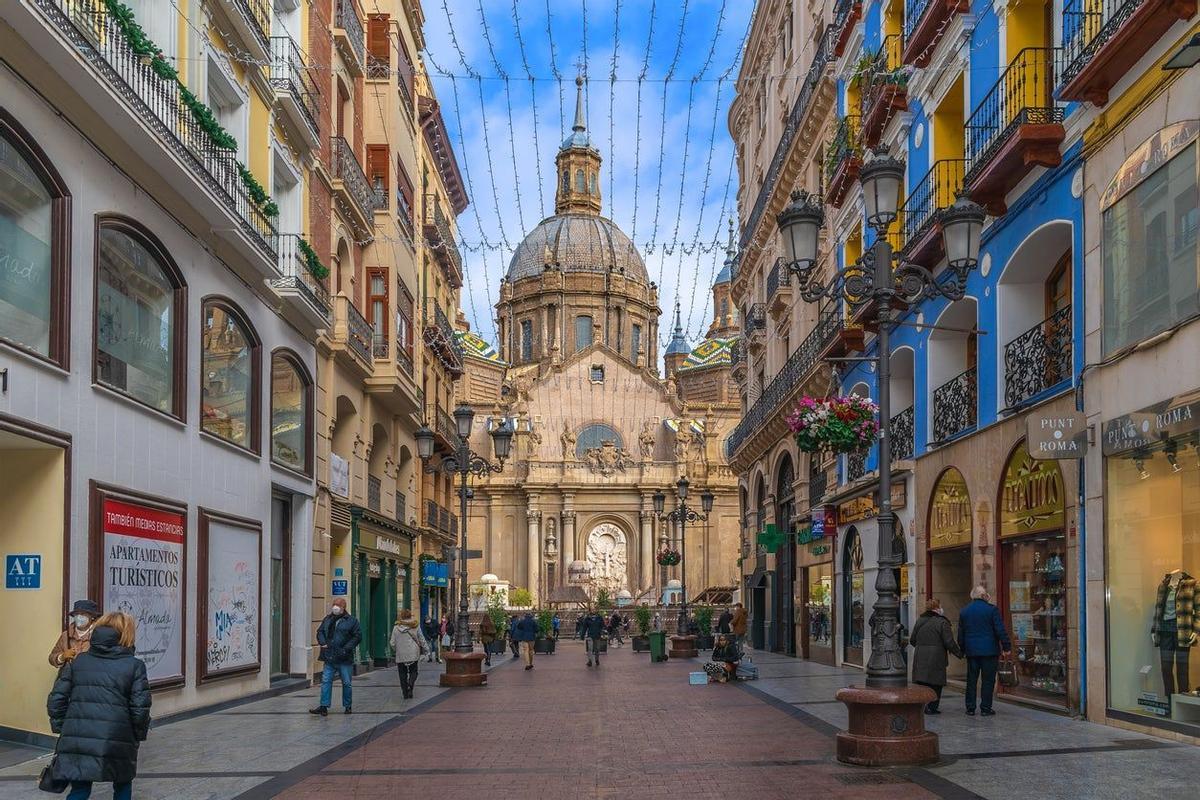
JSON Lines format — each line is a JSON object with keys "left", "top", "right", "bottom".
{"left": 419, "top": 0, "right": 753, "bottom": 355}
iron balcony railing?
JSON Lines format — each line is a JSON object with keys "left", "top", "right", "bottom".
{"left": 397, "top": 187, "right": 415, "bottom": 242}
{"left": 227, "top": 0, "right": 271, "bottom": 56}
{"left": 371, "top": 332, "right": 389, "bottom": 359}
{"left": 425, "top": 499, "right": 438, "bottom": 529}
{"left": 891, "top": 406, "right": 915, "bottom": 461}
{"left": 337, "top": 295, "right": 373, "bottom": 364}
{"left": 366, "top": 54, "right": 390, "bottom": 79}
{"left": 396, "top": 492, "right": 407, "bottom": 525}
{"left": 272, "top": 234, "right": 331, "bottom": 318}
{"left": 437, "top": 407, "right": 462, "bottom": 452}
{"left": 331, "top": 136, "right": 378, "bottom": 224}
{"left": 861, "top": 34, "right": 905, "bottom": 114}
{"left": 932, "top": 366, "right": 978, "bottom": 442}
{"left": 902, "top": 159, "right": 968, "bottom": 249}
{"left": 726, "top": 310, "right": 843, "bottom": 459}
{"left": 423, "top": 195, "right": 463, "bottom": 283}
{"left": 335, "top": 0, "right": 365, "bottom": 68}
{"left": 40, "top": 0, "right": 277, "bottom": 260}
{"left": 270, "top": 36, "right": 319, "bottom": 139}
{"left": 396, "top": 337, "right": 414, "bottom": 375}
{"left": 905, "top": 0, "right": 934, "bottom": 41}
{"left": 808, "top": 464, "right": 829, "bottom": 507}
{"left": 439, "top": 506, "right": 451, "bottom": 534}
{"left": 423, "top": 305, "right": 464, "bottom": 375}
{"left": 846, "top": 450, "right": 867, "bottom": 482}
{"left": 965, "top": 48, "right": 1063, "bottom": 181}
{"left": 824, "top": 114, "right": 862, "bottom": 182}
{"left": 767, "top": 260, "right": 792, "bottom": 298}
{"left": 739, "top": 25, "right": 840, "bottom": 250}
{"left": 1004, "top": 306, "right": 1071, "bottom": 408}
{"left": 746, "top": 303, "right": 768, "bottom": 332}
{"left": 729, "top": 338, "right": 745, "bottom": 371}
{"left": 1060, "top": 0, "right": 1141, "bottom": 90}
{"left": 367, "top": 475, "right": 381, "bottom": 513}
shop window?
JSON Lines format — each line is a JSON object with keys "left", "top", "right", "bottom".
{"left": 1102, "top": 127, "right": 1198, "bottom": 354}
{"left": 842, "top": 528, "right": 865, "bottom": 666}
{"left": 201, "top": 299, "right": 261, "bottom": 451}
{"left": 95, "top": 218, "right": 186, "bottom": 418}
{"left": 0, "top": 110, "right": 69, "bottom": 366}
{"left": 270, "top": 350, "right": 312, "bottom": 474}
{"left": 574, "top": 315, "right": 593, "bottom": 351}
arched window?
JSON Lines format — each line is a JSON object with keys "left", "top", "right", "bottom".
{"left": 201, "top": 298, "right": 261, "bottom": 452}
{"left": 575, "top": 423, "right": 623, "bottom": 458}
{"left": 520, "top": 319, "right": 533, "bottom": 362}
{"left": 561, "top": 170, "right": 569, "bottom": 193}
{"left": 95, "top": 217, "right": 186, "bottom": 417}
{"left": 575, "top": 169, "right": 585, "bottom": 192}
{"left": 589, "top": 173, "right": 597, "bottom": 194}
{"left": 0, "top": 110, "right": 70, "bottom": 365}
{"left": 843, "top": 528, "right": 865, "bottom": 666}
{"left": 574, "top": 315, "right": 593, "bottom": 351}
{"left": 270, "top": 350, "right": 312, "bottom": 473}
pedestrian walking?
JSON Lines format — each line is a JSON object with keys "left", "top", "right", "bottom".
{"left": 957, "top": 586, "right": 1012, "bottom": 717}
{"left": 552, "top": 613, "right": 561, "bottom": 640}
{"left": 440, "top": 613, "right": 455, "bottom": 651}
{"left": 716, "top": 606, "right": 733, "bottom": 635}
{"left": 514, "top": 611, "right": 538, "bottom": 670}
{"left": 46, "top": 612, "right": 150, "bottom": 800}
{"left": 509, "top": 615, "right": 521, "bottom": 658}
{"left": 652, "top": 611, "right": 662, "bottom": 631}
{"left": 731, "top": 603, "right": 748, "bottom": 649}
{"left": 479, "top": 612, "right": 498, "bottom": 667}
{"left": 310, "top": 597, "right": 362, "bottom": 716}
{"left": 48, "top": 599, "right": 100, "bottom": 668}
{"left": 422, "top": 615, "right": 441, "bottom": 663}
{"left": 608, "top": 611, "right": 624, "bottom": 646}
{"left": 390, "top": 609, "right": 427, "bottom": 700}
{"left": 581, "top": 608, "right": 606, "bottom": 667}
{"left": 575, "top": 614, "right": 585, "bottom": 639}
{"left": 910, "top": 598, "right": 963, "bottom": 714}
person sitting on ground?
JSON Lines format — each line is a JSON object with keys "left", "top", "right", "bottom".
{"left": 704, "top": 634, "right": 742, "bottom": 683}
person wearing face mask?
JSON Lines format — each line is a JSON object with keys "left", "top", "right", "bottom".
{"left": 910, "top": 597, "right": 963, "bottom": 714}
{"left": 49, "top": 600, "right": 101, "bottom": 668}
{"left": 309, "top": 598, "right": 362, "bottom": 717}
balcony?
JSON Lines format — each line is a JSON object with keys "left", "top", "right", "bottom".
{"left": 891, "top": 406, "right": 915, "bottom": 461}
{"left": 1058, "top": 0, "right": 1196, "bottom": 106}
{"left": 270, "top": 234, "right": 332, "bottom": 329}
{"left": 726, "top": 310, "right": 844, "bottom": 463}
{"left": 860, "top": 35, "right": 908, "bottom": 148}
{"left": 846, "top": 450, "right": 868, "bottom": 482}
{"left": 808, "top": 464, "right": 830, "bottom": 508}
{"left": 270, "top": 36, "right": 320, "bottom": 149}
{"left": 730, "top": 338, "right": 747, "bottom": 383}
{"left": 216, "top": 0, "right": 271, "bottom": 61}
{"left": 423, "top": 305, "right": 464, "bottom": 377}
{"left": 825, "top": 115, "right": 863, "bottom": 209}
{"left": 901, "top": 159, "right": 967, "bottom": 265}
{"left": 932, "top": 366, "right": 977, "bottom": 443}
{"left": 767, "top": 261, "right": 793, "bottom": 315}
{"left": 745, "top": 303, "right": 768, "bottom": 352}
{"left": 964, "top": 48, "right": 1065, "bottom": 216}
{"left": 332, "top": 295, "right": 374, "bottom": 370}
{"left": 833, "top": 0, "right": 864, "bottom": 57}
{"left": 423, "top": 196, "right": 464, "bottom": 288}
{"left": 367, "top": 475, "right": 382, "bottom": 513}
{"left": 333, "top": 0, "right": 366, "bottom": 76}
{"left": 395, "top": 338, "right": 414, "bottom": 376}
{"left": 1004, "top": 306, "right": 1071, "bottom": 409}
{"left": 435, "top": 408, "right": 463, "bottom": 453}
{"left": 903, "top": 0, "right": 971, "bottom": 67}
{"left": 372, "top": 332, "right": 390, "bottom": 360}
{"left": 425, "top": 499, "right": 438, "bottom": 529}
{"left": 331, "top": 136, "right": 377, "bottom": 234}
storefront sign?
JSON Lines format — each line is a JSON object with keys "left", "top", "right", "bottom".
{"left": 421, "top": 560, "right": 449, "bottom": 586}
{"left": 1102, "top": 390, "right": 1200, "bottom": 455}
{"left": 101, "top": 498, "right": 185, "bottom": 684}
{"left": 1026, "top": 412, "right": 1088, "bottom": 459}
{"left": 329, "top": 453, "right": 349, "bottom": 498}
{"left": 811, "top": 507, "right": 834, "bottom": 539}
{"left": 837, "top": 483, "right": 907, "bottom": 525}
{"left": 1101, "top": 121, "right": 1199, "bottom": 209}
{"left": 331, "top": 579, "right": 348, "bottom": 596}
{"left": 202, "top": 516, "right": 261, "bottom": 677}
{"left": 367, "top": 559, "right": 382, "bottom": 578}
{"left": 810, "top": 543, "right": 830, "bottom": 556}
{"left": 374, "top": 534, "right": 402, "bottom": 556}
{"left": 5, "top": 554, "right": 41, "bottom": 589}
{"left": 928, "top": 468, "right": 972, "bottom": 550}
{"left": 1000, "top": 449, "right": 1065, "bottom": 538}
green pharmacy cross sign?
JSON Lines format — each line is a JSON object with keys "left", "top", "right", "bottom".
{"left": 756, "top": 524, "right": 787, "bottom": 554}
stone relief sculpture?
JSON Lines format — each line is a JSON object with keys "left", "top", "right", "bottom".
{"left": 673, "top": 424, "right": 693, "bottom": 461}
{"left": 560, "top": 423, "right": 577, "bottom": 459}
{"left": 585, "top": 523, "right": 628, "bottom": 592}
{"left": 584, "top": 440, "right": 636, "bottom": 476}
{"left": 545, "top": 518, "right": 558, "bottom": 558}
{"left": 639, "top": 421, "right": 656, "bottom": 460}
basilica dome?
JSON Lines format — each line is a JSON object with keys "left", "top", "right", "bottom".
{"left": 505, "top": 213, "right": 648, "bottom": 284}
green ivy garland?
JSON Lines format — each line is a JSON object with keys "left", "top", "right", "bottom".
{"left": 297, "top": 237, "right": 331, "bottom": 281}
{"left": 237, "top": 163, "right": 280, "bottom": 218}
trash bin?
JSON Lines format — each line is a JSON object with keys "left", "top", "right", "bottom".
{"left": 648, "top": 630, "right": 668, "bottom": 663}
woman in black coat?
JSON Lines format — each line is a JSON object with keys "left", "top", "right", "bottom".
{"left": 909, "top": 598, "right": 963, "bottom": 714}
{"left": 47, "top": 612, "right": 151, "bottom": 800}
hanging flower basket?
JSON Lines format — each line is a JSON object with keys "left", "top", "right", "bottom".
{"left": 656, "top": 548, "right": 681, "bottom": 567}
{"left": 786, "top": 395, "right": 880, "bottom": 455}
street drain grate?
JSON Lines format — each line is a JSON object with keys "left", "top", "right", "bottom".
{"left": 836, "top": 773, "right": 910, "bottom": 785}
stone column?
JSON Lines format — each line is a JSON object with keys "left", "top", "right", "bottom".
{"left": 562, "top": 499, "right": 576, "bottom": 569}
{"left": 640, "top": 511, "right": 654, "bottom": 592}
{"left": 526, "top": 507, "right": 541, "bottom": 603}
{"left": 483, "top": 492, "right": 494, "bottom": 574}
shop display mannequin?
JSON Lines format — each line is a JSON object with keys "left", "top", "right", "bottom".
{"left": 1152, "top": 570, "right": 1197, "bottom": 697}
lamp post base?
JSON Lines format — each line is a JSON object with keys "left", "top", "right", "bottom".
{"left": 668, "top": 634, "right": 698, "bottom": 659}
{"left": 439, "top": 651, "right": 488, "bottom": 687}
{"left": 834, "top": 684, "right": 939, "bottom": 766}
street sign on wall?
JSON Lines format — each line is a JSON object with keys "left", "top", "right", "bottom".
{"left": 1026, "top": 412, "right": 1088, "bottom": 459}
{"left": 5, "top": 554, "right": 41, "bottom": 589}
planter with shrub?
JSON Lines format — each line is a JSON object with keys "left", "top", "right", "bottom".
{"left": 631, "top": 604, "right": 653, "bottom": 652}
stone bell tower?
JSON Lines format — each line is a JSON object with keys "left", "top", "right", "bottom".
{"left": 554, "top": 76, "right": 602, "bottom": 215}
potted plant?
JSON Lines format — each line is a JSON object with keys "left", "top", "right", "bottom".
{"left": 693, "top": 606, "right": 715, "bottom": 650}
{"left": 596, "top": 587, "right": 612, "bottom": 612}
{"left": 786, "top": 395, "right": 880, "bottom": 455}
{"left": 509, "top": 587, "right": 532, "bottom": 608}
{"left": 486, "top": 593, "right": 508, "bottom": 655}
{"left": 534, "top": 609, "right": 556, "bottom": 654}
{"left": 631, "top": 604, "right": 653, "bottom": 651}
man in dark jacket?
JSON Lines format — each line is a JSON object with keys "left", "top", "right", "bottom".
{"left": 47, "top": 622, "right": 151, "bottom": 800}
{"left": 422, "top": 616, "right": 441, "bottom": 663}
{"left": 580, "top": 609, "right": 606, "bottom": 667}
{"left": 716, "top": 607, "right": 733, "bottom": 635}
{"left": 310, "top": 598, "right": 362, "bottom": 716}
{"left": 957, "top": 586, "right": 1011, "bottom": 716}
{"left": 509, "top": 615, "right": 521, "bottom": 658}
{"left": 514, "top": 612, "right": 539, "bottom": 670}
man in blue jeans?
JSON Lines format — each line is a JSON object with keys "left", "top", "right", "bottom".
{"left": 309, "top": 597, "right": 362, "bottom": 716}
{"left": 957, "top": 586, "right": 1012, "bottom": 716}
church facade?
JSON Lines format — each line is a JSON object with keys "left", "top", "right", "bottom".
{"left": 456, "top": 80, "right": 743, "bottom": 605}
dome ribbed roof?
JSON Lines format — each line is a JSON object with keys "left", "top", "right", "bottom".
{"left": 505, "top": 214, "right": 648, "bottom": 283}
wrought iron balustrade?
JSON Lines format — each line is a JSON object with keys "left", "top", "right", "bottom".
{"left": 932, "top": 366, "right": 977, "bottom": 442}
{"left": 272, "top": 234, "right": 331, "bottom": 318}
{"left": 965, "top": 48, "right": 1063, "bottom": 178}
{"left": 334, "top": 0, "right": 366, "bottom": 68}
{"left": 338, "top": 295, "right": 373, "bottom": 364}
{"left": 902, "top": 159, "right": 968, "bottom": 249}
{"left": 1004, "top": 306, "right": 1071, "bottom": 408}
{"left": 846, "top": 450, "right": 867, "bottom": 482}
{"left": 396, "top": 338, "right": 414, "bottom": 375}
{"left": 436, "top": 407, "right": 462, "bottom": 451}
{"left": 225, "top": 0, "right": 271, "bottom": 55}
{"left": 808, "top": 465, "right": 829, "bottom": 507}
{"left": 891, "top": 406, "right": 915, "bottom": 461}
{"left": 372, "top": 332, "right": 389, "bottom": 359}
{"left": 270, "top": 36, "right": 319, "bottom": 138}
{"left": 825, "top": 114, "right": 862, "bottom": 182}
{"left": 860, "top": 34, "right": 906, "bottom": 143}
{"left": 331, "top": 136, "right": 375, "bottom": 223}
{"left": 905, "top": 0, "right": 934, "bottom": 40}
{"left": 1060, "top": 0, "right": 1144, "bottom": 90}
{"left": 367, "top": 475, "right": 381, "bottom": 512}
{"left": 439, "top": 506, "right": 451, "bottom": 534}
{"left": 746, "top": 303, "right": 768, "bottom": 333}
{"left": 423, "top": 195, "right": 463, "bottom": 284}
{"left": 767, "top": 261, "right": 792, "bottom": 298}
{"left": 425, "top": 499, "right": 439, "bottom": 529}
{"left": 366, "top": 54, "right": 390, "bottom": 79}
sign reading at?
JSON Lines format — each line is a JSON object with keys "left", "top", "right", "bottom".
{"left": 5, "top": 554, "right": 41, "bottom": 589}
{"left": 331, "top": 579, "right": 348, "bottom": 596}
{"left": 1000, "top": 448, "right": 1065, "bottom": 538}
{"left": 102, "top": 498, "right": 185, "bottom": 684}
{"left": 928, "top": 468, "right": 972, "bottom": 550}
{"left": 1027, "top": 412, "right": 1088, "bottom": 459}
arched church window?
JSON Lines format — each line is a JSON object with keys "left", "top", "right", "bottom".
{"left": 574, "top": 315, "right": 593, "bottom": 351}
{"left": 575, "top": 169, "right": 585, "bottom": 192}
{"left": 575, "top": 423, "right": 623, "bottom": 459}
{"left": 520, "top": 319, "right": 533, "bottom": 362}
{"left": 561, "top": 170, "right": 569, "bottom": 192}
{"left": 589, "top": 173, "right": 597, "bottom": 194}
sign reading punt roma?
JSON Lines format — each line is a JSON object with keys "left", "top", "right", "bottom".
{"left": 102, "top": 498, "right": 185, "bottom": 685}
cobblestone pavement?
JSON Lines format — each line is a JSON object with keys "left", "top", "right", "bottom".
{"left": 0, "top": 644, "right": 1196, "bottom": 799}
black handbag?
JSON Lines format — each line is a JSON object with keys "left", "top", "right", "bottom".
{"left": 998, "top": 654, "right": 1020, "bottom": 688}
{"left": 37, "top": 745, "right": 68, "bottom": 794}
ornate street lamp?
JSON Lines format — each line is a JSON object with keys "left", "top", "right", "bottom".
{"left": 777, "top": 150, "right": 985, "bottom": 766}
{"left": 416, "top": 408, "right": 512, "bottom": 687}
{"left": 655, "top": 477, "right": 715, "bottom": 656}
